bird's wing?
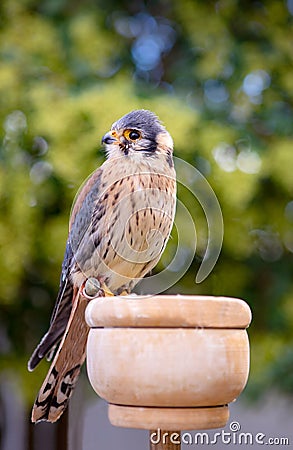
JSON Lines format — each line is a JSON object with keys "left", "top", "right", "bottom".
{"left": 29, "top": 167, "right": 106, "bottom": 422}
{"left": 28, "top": 241, "right": 74, "bottom": 371}
{"left": 28, "top": 168, "right": 103, "bottom": 371}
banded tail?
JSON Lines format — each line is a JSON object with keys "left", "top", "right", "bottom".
{"left": 31, "top": 289, "right": 90, "bottom": 423}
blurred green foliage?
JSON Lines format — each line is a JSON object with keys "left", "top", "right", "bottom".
{"left": 0, "top": 0, "right": 293, "bottom": 403}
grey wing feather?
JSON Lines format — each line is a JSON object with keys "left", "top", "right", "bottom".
{"left": 28, "top": 242, "right": 74, "bottom": 371}
{"left": 28, "top": 169, "right": 103, "bottom": 372}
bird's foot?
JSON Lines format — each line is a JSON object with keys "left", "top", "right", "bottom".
{"left": 118, "top": 290, "right": 130, "bottom": 296}
{"left": 99, "top": 282, "right": 114, "bottom": 297}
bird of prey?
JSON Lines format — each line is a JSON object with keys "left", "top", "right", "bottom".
{"left": 28, "top": 109, "right": 176, "bottom": 423}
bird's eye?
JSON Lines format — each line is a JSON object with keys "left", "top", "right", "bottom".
{"left": 124, "top": 129, "right": 141, "bottom": 141}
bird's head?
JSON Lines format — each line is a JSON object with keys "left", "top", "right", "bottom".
{"left": 102, "top": 109, "right": 173, "bottom": 166}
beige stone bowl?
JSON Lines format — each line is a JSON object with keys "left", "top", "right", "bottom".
{"left": 85, "top": 295, "right": 251, "bottom": 430}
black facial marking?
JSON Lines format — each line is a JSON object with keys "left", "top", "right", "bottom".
{"left": 166, "top": 150, "right": 174, "bottom": 168}
{"left": 144, "top": 139, "right": 157, "bottom": 154}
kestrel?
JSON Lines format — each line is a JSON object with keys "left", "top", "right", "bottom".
{"left": 28, "top": 109, "right": 176, "bottom": 423}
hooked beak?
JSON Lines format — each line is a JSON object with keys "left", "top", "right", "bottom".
{"left": 101, "top": 131, "right": 119, "bottom": 145}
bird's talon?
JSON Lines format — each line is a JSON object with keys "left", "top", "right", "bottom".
{"left": 100, "top": 282, "right": 114, "bottom": 297}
